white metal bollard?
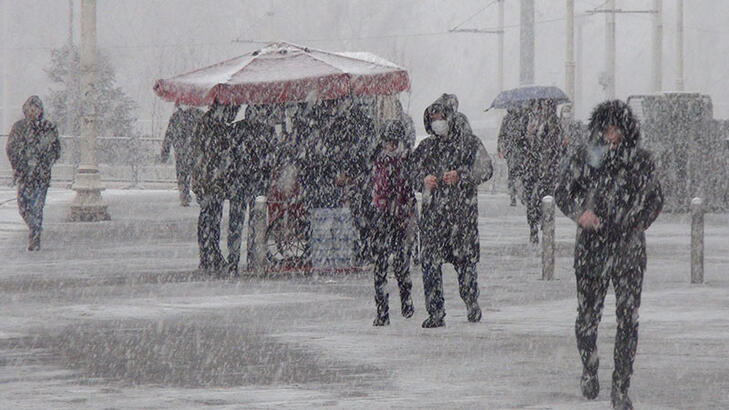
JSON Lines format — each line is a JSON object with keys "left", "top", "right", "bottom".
{"left": 541, "top": 195, "right": 555, "bottom": 281}
{"left": 691, "top": 197, "right": 704, "bottom": 284}
{"left": 251, "top": 196, "right": 268, "bottom": 275}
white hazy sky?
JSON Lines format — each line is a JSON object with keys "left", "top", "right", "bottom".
{"left": 2, "top": 0, "right": 728, "bottom": 137}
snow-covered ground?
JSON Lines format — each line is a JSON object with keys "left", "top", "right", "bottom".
{"left": 1, "top": 188, "right": 728, "bottom": 409}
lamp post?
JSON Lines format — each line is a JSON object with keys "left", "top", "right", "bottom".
{"left": 70, "top": 0, "right": 109, "bottom": 221}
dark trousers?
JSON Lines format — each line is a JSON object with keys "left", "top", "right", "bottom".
{"left": 372, "top": 214, "right": 412, "bottom": 318}
{"left": 575, "top": 264, "right": 644, "bottom": 393}
{"left": 197, "top": 194, "right": 249, "bottom": 274}
{"left": 522, "top": 174, "right": 541, "bottom": 236}
{"left": 174, "top": 159, "right": 191, "bottom": 203}
{"left": 197, "top": 196, "right": 224, "bottom": 272}
{"left": 421, "top": 258, "right": 479, "bottom": 319}
{"left": 17, "top": 183, "right": 48, "bottom": 247}
{"left": 226, "top": 193, "right": 248, "bottom": 273}
{"left": 506, "top": 164, "right": 517, "bottom": 201}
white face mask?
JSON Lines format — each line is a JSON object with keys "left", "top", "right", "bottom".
{"left": 431, "top": 120, "right": 448, "bottom": 136}
{"left": 587, "top": 143, "right": 609, "bottom": 168}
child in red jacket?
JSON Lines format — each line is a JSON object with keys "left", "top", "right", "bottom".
{"left": 370, "top": 120, "right": 416, "bottom": 326}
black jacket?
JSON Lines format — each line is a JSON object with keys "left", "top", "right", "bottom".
{"left": 412, "top": 94, "right": 492, "bottom": 264}
{"left": 6, "top": 96, "right": 61, "bottom": 188}
{"left": 555, "top": 100, "right": 664, "bottom": 275}
{"left": 191, "top": 104, "right": 239, "bottom": 199}
{"left": 161, "top": 106, "right": 203, "bottom": 165}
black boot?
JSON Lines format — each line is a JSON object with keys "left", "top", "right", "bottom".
{"left": 372, "top": 314, "right": 390, "bottom": 326}
{"left": 401, "top": 297, "right": 414, "bottom": 319}
{"left": 611, "top": 385, "right": 632, "bottom": 409}
{"left": 529, "top": 226, "right": 539, "bottom": 244}
{"left": 467, "top": 303, "right": 482, "bottom": 323}
{"left": 421, "top": 315, "right": 445, "bottom": 328}
{"left": 27, "top": 229, "right": 41, "bottom": 251}
{"left": 580, "top": 366, "right": 600, "bottom": 400}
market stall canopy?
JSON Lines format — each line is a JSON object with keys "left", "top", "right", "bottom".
{"left": 153, "top": 42, "right": 410, "bottom": 106}
{"left": 487, "top": 85, "right": 570, "bottom": 110}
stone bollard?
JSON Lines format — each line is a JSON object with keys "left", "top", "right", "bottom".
{"left": 250, "top": 196, "right": 268, "bottom": 276}
{"left": 541, "top": 195, "right": 555, "bottom": 281}
{"left": 691, "top": 197, "right": 704, "bottom": 284}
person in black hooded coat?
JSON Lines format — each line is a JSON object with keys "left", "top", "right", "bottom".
{"left": 6, "top": 96, "right": 61, "bottom": 251}
{"left": 411, "top": 94, "right": 492, "bottom": 328}
{"left": 190, "top": 101, "right": 240, "bottom": 276}
{"left": 161, "top": 103, "right": 203, "bottom": 206}
{"left": 521, "top": 99, "right": 562, "bottom": 244}
{"left": 555, "top": 99, "right": 663, "bottom": 409}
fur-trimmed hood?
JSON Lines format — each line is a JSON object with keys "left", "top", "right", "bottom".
{"left": 587, "top": 99, "right": 640, "bottom": 149}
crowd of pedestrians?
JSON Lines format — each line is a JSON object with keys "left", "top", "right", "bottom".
{"left": 6, "top": 92, "right": 662, "bottom": 409}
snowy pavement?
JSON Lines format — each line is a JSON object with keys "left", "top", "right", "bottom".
{"left": 1, "top": 188, "right": 728, "bottom": 409}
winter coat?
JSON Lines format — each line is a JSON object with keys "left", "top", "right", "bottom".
{"left": 372, "top": 149, "right": 415, "bottom": 220}
{"left": 6, "top": 96, "right": 61, "bottom": 189}
{"left": 523, "top": 113, "right": 562, "bottom": 195}
{"left": 555, "top": 100, "right": 664, "bottom": 275}
{"left": 190, "top": 104, "right": 239, "bottom": 199}
{"left": 497, "top": 109, "right": 529, "bottom": 175}
{"left": 161, "top": 106, "right": 203, "bottom": 166}
{"left": 229, "top": 119, "right": 274, "bottom": 198}
{"left": 412, "top": 94, "right": 492, "bottom": 265}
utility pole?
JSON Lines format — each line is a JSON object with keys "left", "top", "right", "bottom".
{"left": 70, "top": 0, "right": 109, "bottom": 221}
{"left": 651, "top": 0, "right": 663, "bottom": 92}
{"left": 66, "top": 0, "right": 74, "bottom": 135}
{"left": 565, "top": 0, "right": 575, "bottom": 102}
{"left": 520, "top": 0, "right": 535, "bottom": 85}
{"left": 2, "top": 0, "right": 9, "bottom": 133}
{"left": 675, "top": 0, "right": 684, "bottom": 90}
{"left": 497, "top": 0, "right": 504, "bottom": 91}
{"left": 576, "top": 16, "right": 584, "bottom": 118}
{"left": 448, "top": 0, "right": 503, "bottom": 91}
{"left": 605, "top": 0, "right": 616, "bottom": 99}
{"left": 590, "top": 3, "right": 662, "bottom": 99}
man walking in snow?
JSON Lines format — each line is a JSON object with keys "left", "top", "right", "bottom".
{"left": 555, "top": 100, "right": 663, "bottom": 409}
{"left": 6, "top": 96, "right": 61, "bottom": 251}
{"left": 411, "top": 94, "right": 492, "bottom": 328}
{"left": 161, "top": 103, "right": 203, "bottom": 206}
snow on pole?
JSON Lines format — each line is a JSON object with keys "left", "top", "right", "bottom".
{"left": 252, "top": 196, "right": 269, "bottom": 276}
{"left": 541, "top": 195, "right": 555, "bottom": 281}
{"left": 691, "top": 197, "right": 704, "bottom": 284}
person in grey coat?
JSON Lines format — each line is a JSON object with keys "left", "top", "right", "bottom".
{"left": 6, "top": 96, "right": 61, "bottom": 251}
{"left": 412, "top": 94, "right": 493, "bottom": 328}
{"left": 555, "top": 99, "right": 663, "bottom": 410}
{"left": 161, "top": 103, "right": 203, "bottom": 206}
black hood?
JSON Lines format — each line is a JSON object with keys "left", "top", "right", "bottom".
{"left": 22, "top": 95, "right": 44, "bottom": 120}
{"left": 587, "top": 99, "right": 640, "bottom": 149}
{"left": 423, "top": 93, "right": 456, "bottom": 136}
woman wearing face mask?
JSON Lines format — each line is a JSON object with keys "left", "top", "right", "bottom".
{"left": 411, "top": 94, "right": 492, "bottom": 328}
{"left": 555, "top": 99, "right": 663, "bottom": 409}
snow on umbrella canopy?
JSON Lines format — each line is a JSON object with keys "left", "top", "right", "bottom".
{"left": 488, "top": 85, "right": 570, "bottom": 110}
{"left": 153, "top": 42, "right": 410, "bottom": 106}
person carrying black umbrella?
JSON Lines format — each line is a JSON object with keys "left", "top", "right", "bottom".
{"left": 521, "top": 99, "right": 562, "bottom": 244}
{"left": 555, "top": 100, "right": 663, "bottom": 409}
